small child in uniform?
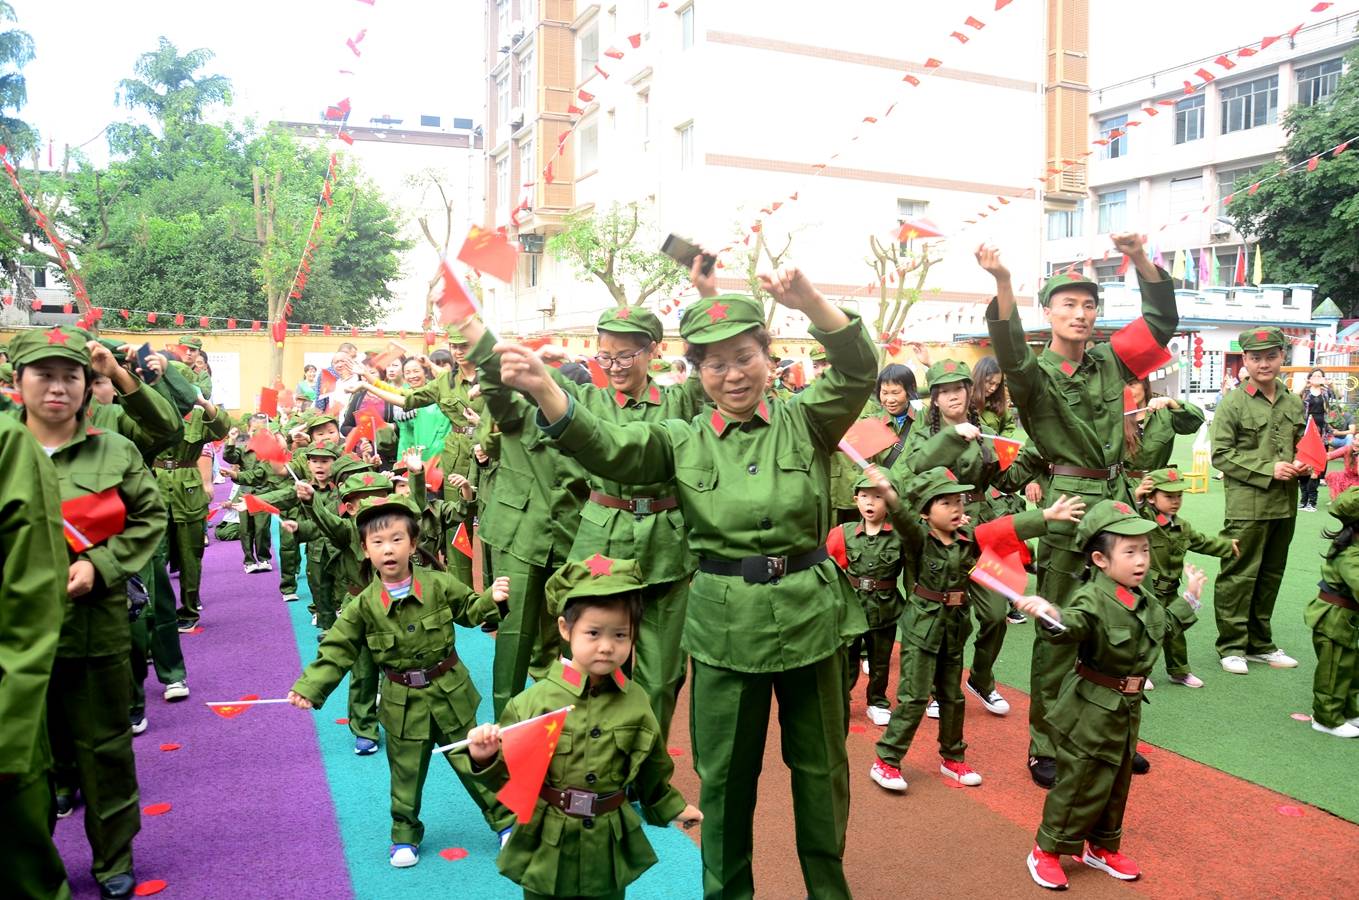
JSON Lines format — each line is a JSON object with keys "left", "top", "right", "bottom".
{"left": 1016, "top": 500, "right": 1207, "bottom": 890}
{"left": 466, "top": 555, "right": 701, "bottom": 899}
{"left": 288, "top": 495, "right": 514, "bottom": 867}
{"left": 1307, "top": 486, "right": 1359, "bottom": 738}
{"left": 1134, "top": 467, "right": 1239, "bottom": 688}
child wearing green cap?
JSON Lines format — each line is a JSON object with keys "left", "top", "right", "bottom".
{"left": 1134, "top": 468, "right": 1239, "bottom": 688}
{"left": 1306, "top": 486, "right": 1359, "bottom": 738}
{"left": 466, "top": 555, "right": 702, "bottom": 899}
{"left": 1015, "top": 499, "right": 1206, "bottom": 890}
{"left": 289, "top": 496, "right": 513, "bottom": 867}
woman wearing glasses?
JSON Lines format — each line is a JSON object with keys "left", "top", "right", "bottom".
{"left": 485, "top": 261, "right": 875, "bottom": 900}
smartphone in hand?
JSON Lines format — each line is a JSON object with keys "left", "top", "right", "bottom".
{"left": 661, "top": 234, "right": 716, "bottom": 276}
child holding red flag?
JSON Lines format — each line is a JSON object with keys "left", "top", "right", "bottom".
{"left": 466, "top": 556, "right": 701, "bottom": 899}
{"left": 289, "top": 495, "right": 513, "bottom": 868}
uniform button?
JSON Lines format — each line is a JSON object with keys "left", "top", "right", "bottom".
{"left": 583, "top": 817, "right": 595, "bottom": 829}
{"left": 406, "top": 624, "right": 416, "bottom": 632}
{"left": 759, "top": 517, "right": 772, "bottom": 529}
{"left": 747, "top": 464, "right": 759, "bottom": 475}
{"left": 697, "top": 481, "right": 704, "bottom": 488}
{"left": 590, "top": 726, "right": 602, "bottom": 738}
{"left": 585, "top": 772, "right": 597, "bottom": 785}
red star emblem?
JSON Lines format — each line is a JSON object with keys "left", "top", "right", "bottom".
{"left": 46, "top": 327, "right": 70, "bottom": 345}
{"left": 706, "top": 302, "right": 730, "bottom": 323}
{"left": 943, "top": 361, "right": 957, "bottom": 373}
{"left": 1113, "top": 502, "right": 1132, "bottom": 514}
{"left": 1255, "top": 330, "right": 1269, "bottom": 342}
{"left": 944, "top": 469, "right": 957, "bottom": 481}
{"left": 1166, "top": 469, "right": 1178, "bottom": 481}
{"left": 615, "top": 307, "right": 631, "bottom": 319}
{"left": 585, "top": 553, "right": 614, "bottom": 577}
{"left": 362, "top": 474, "right": 376, "bottom": 486}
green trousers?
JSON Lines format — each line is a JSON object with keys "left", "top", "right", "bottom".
{"left": 847, "top": 622, "right": 896, "bottom": 710}
{"left": 524, "top": 892, "right": 623, "bottom": 900}
{"left": 1029, "top": 544, "right": 1085, "bottom": 760}
{"left": 307, "top": 557, "right": 338, "bottom": 630}
{"left": 47, "top": 654, "right": 140, "bottom": 882}
{"left": 240, "top": 510, "right": 272, "bottom": 566}
{"left": 1036, "top": 740, "right": 1135, "bottom": 856}
{"left": 1214, "top": 517, "right": 1295, "bottom": 658}
{"left": 1155, "top": 590, "right": 1198, "bottom": 677}
{"left": 490, "top": 549, "right": 562, "bottom": 717}
{"left": 348, "top": 643, "right": 380, "bottom": 743}
{"left": 625, "top": 579, "right": 688, "bottom": 742}
{"left": 967, "top": 581, "right": 1009, "bottom": 695}
{"left": 1310, "top": 631, "right": 1359, "bottom": 728}
{"left": 130, "top": 556, "right": 188, "bottom": 718}
{"left": 387, "top": 716, "right": 508, "bottom": 845}
{"left": 278, "top": 526, "right": 301, "bottom": 595}
{"left": 876, "top": 610, "right": 971, "bottom": 765}
{"left": 172, "top": 515, "right": 208, "bottom": 625}
{"left": 1, "top": 769, "right": 71, "bottom": 900}
{"left": 690, "top": 654, "right": 851, "bottom": 900}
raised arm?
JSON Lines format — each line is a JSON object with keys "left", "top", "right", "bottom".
{"left": 977, "top": 246, "right": 1040, "bottom": 409}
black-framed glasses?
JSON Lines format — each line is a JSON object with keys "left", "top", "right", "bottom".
{"left": 594, "top": 350, "right": 645, "bottom": 370}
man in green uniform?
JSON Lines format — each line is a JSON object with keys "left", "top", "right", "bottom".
{"left": 980, "top": 234, "right": 1174, "bottom": 787}
{"left": 177, "top": 336, "right": 212, "bottom": 400}
{"left": 0, "top": 413, "right": 72, "bottom": 900}
{"left": 1210, "top": 326, "right": 1305, "bottom": 674}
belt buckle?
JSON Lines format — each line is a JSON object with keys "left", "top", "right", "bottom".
{"left": 631, "top": 497, "right": 653, "bottom": 516}
{"left": 944, "top": 590, "right": 965, "bottom": 607}
{"left": 406, "top": 670, "right": 429, "bottom": 688}
{"left": 857, "top": 577, "right": 875, "bottom": 591}
{"left": 564, "top": 789, "right": 595, "bottom": 816}
{"left": 1121, "top": 675, "right": 1145, "bottom": 693}
{"left": 767, "top": 556, "right": 787, "bottom": 579}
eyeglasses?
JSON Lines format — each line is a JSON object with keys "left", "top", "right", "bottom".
{"left": 594, "top": 350, "right": 645, "bottom": 370}
{"left": 699, "top": 351, "right": 764, "bottom": 378}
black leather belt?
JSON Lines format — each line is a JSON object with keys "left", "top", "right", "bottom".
{"left": 697, "top": 547, "right": 828, "bottom": 584}
{"left": 383, "top": 649, "right": 460, "bottom": 688}
{"left": 539, "top": 785, "right": 626, "bottom": 818}
{"left": 155, "top": 459, "right": 195, "bottom": 470}
{"left": 1318, "top": 590, "right": 1359, "bottom": 612}
{"left": 1075, "top": 661, "right": 1145, "bottom": 694}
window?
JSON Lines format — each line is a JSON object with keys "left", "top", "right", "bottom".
{"left": 419, "top": 114, "right": 441, "bottom": 128}
{"left": 678, "top": 4, "right": 695, "bottom": 51}
{"left": 453, "top": 117, "right": 473, "bottom": 130}
{"left": 1097, "top": 190, "right": 1127, "bottom": 233}
{"left": 520, "top": 139, "right": 534, "bottom": 190}
{"left": 1045, "top": 202, "right": 1084, "bottom": 240}
{"left": 1099, "top": 115, "right": 1127, "bottom": 159}
{"left": 1093, "top": 260, "right": 1123, "bottom": 283}
{"left": 580, "top": 25, "right": 598, "bottom": 72}
{"left": 1221, "top": 76, "right": 1278, "bottom": 134}
{"left": 578, "top": 119, "right": 599, "bottom": 173}
{"left": 496, "top": 76, "right": 509, "bottom": 125}
{"left": 1175, "top": 95, "right": 1204, "bottom": 144}
{"left": 528, "top": 252, "right": 539, "bottom": 288}
{"left": 896, "top": 198, "right": 927, "bottom": 221}
{"left": 517, "top": 49, "right": 535, "bottom": 114}
{"left": 1169, "top": 176, "right": 1203, "bottom": 217}
{"left": 637, "top": 89, "right": 650, "bottom": 147}
{"left": 496, "top": 0, "right": 510, "bottom": 42}
{"left": 31, "top": 266, "right": 47, "bottom": 288}
{"left": 677, "top": 121, "right": 694, "bottom": 170}
{"left": 1216, "top": 164, "right": 1262, "bottom": 210}
{"left": 1298, "top": 58, "right": 1342, "bottom": 106}
{"left": 495, "top": 155, "right": 509, "bottom": 216}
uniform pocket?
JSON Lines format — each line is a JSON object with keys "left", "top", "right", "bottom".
{"left": 546, "top": 731, "right": 573, "bottom": 785}
{"left": 675, "top": 465, "right": 717, "bottom": 493}
{"left": 1105, "top": 625, "right": 1133, "bottom": 646}
{"left": 420, "top": 606, "right": 454, "bottom": 632}
{"left": 365, "top": 632, "right": 397, "bottom": 652}
{"left": 495, "top": 477, "right": 531, "bottom": 511}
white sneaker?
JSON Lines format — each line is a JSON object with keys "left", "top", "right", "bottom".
{"left": 869, "top": 759, "right": 908, "bottom": 792}
{"left": 925, "top": 699, "right": 940, "bottom": 719}
{"left": 282, "top": 593, "right": 300, "bottom": 602}
{"left": 860, "top": 658, "right": 870, "bottom": 676}
{"left": 1220, "top": 656, "right": 1249, "bottom": 675}
{"left": 389, "top": 844, "right": 419, "bottom": 867}
{"left": 1144, "top": 678, "right": 1154, "bottom": 691}
{"left": 964, "top": 680, "right": 1010, "bottom": 716}
{"left": 498, "top": 827, "right": 513, "bottom": 849}
{"left": 1169, "top": 673, "right": 1204, "bottom": 688}
{"left": 243, "top": 563, "right": 256, "bottom": 574}
{"left": 163, "top": 681, "right": 189, "bottom": 702}
{"left": 259, "top": 561, "right": 273, "bottom": 571}
{"left": 1245, "top": 649, "right": 1298, "bottom": 668}
{"left": 130, "top": 716, "right": 148, "bottom": 735}
{"left": 1311, "top": 720, "right": 1359, "bottom": 738}
{"left": 866, "top": 705, "right": 892, "bottom": 727}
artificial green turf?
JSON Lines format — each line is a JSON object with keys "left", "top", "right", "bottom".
{"left": 988, "top": 435, "right": 1359, "bottom": 824}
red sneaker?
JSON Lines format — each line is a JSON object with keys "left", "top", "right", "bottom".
{"left": 1080, "top": 844, "right": 1140, "bottom": 881}
{"left": 869, "top": 758, "right": 908, "bottom": 792}
{"left": 1027, "top": 846, "right": 1068, "bottom": 890}
{"left": 939, "top": 758, "right": 983, "bottom": 786}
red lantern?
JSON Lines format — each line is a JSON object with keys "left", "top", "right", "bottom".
{"left": 227, "top": 318, "right": 237, "bottom": 329}
{"left": 199, "top": 316, "right": 209, "bottom": 329}
{"left": 301, "top": 324, "right": 311, "bottom": 335}
{"left": 323, "top": 324, "right": 332, "bottom": 337}
{"left": 251, "top": 320, "right": 262, "bottom": 332}
{"left": 174, "top": 313, "right": 185, "bottom": 326}
{"left": 147, "top": 312, "right": 158, "bottom": 324}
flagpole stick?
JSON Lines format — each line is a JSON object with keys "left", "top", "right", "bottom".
{"left": 971, "top": 571, "right": 1067, "bottom": 633}
{"left": 432, "top": 704, "right": 575, "bottom": 754}
{"left": 837, "top": 439, "right": 871, "bottom": 470}
{"left": 1123, "top": 407, "right": 1151, "bottom": 417}
{"left": 204, "top": 698, "right": 292, "bottom": 708}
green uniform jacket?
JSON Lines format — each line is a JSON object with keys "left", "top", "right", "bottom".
{"left": 45, "top": 423, "right": 168, "bottom": 658}
{"left": 892, "top": 424, "right": 1001, "bottom": 521}
{"left": 1211, "top": 380, "right": 1305, "bottom": 520}
{"left": 291, "top": 566, "right": 499, "bottom": 739}
{"left": 401, "top": 368, "right": 483, "bottom": 484}
{"left": 302, "top": 493, "right": 364, "bottom": 591}
{"left": 1311, "top": 540, "right": 1359, "bottom": 646}
{"left": 542, "top": 313, "right": 877, "bottom": 673}
{"left": 551, "top": 373, "right": 707, "bottom": 585}
{"left": 986, "top": 268, "right": 1176, "bottom": 549}
{"left": 153, "top": 406, "right": 229, "bottom": 520}
{"left": 978, "top": 405, "right": 1017, "bottom": 438}
{"left": 87, "top": 379, "right": 184, "bottom": 464}
{"left": 476, "top": 659, "right": 687, "bottom": 896}
{"left": 1038, "top": 571, "right": 1167, "bottom": 765}
{"left": 827, "top": 521, "right": 906, "bottom": 629}
{"left": 468, "top": 331, "right": 590, "bottom": 568}
{"left": 0, "top": 416, "right": 67, "bottom": 776}
{"left": 192, "top": 368, "right": 213, "bottom": 402}
{"left": 1143, "top": 509, "right": 1234, "bottom": 624}
{"left": 1127, "top": 402, "right": 1203, "bottom": 474}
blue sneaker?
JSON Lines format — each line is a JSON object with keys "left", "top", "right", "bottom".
{"left": 354, "top": 737, "right": 379, "bottom": 755}
{"left": 389, "top": 843, "right": 419, "bottom": 868}
{"left": 497, "top": 826, "right": 513, "bottom": 849}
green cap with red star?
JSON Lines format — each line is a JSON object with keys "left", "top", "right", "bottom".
{"left": 353, "top": 494, "right": 420, "bottom": 531}
{"left": 597, "top": 305, "right": 663, "bottom": 343}
{"left": 925, "top": 359, "right": 972, "bottom": 389}
{"left": 679, "top": 293, "right": 764, "bottom": 345}
{"left": 906, "top": 466, "right": 975, "bottom": 513}
{"left": 8, "top": 326, "right": 91, "bottom": 367}
{"left": 1146, "top": 467, "right": 1187, "bottom": 494}
{"left": 1076, "top": 498, "right": 1156, "bottom": 546}
{"left": 545, "top": 554, "right": 645, "bottom": 617}
{"left": 1237, "top": 326, "right": 1286, "bottom": 351}
{"left": 338, "top": 471, "right": 394, "bottom": 501}
{"left": 1038, "top": 272, "right": 1100, "bottom": 308}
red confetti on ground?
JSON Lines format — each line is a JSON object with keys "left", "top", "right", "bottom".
{"left": 159, "top": 743, "right": 181, "bottom": 752}
{"left": 943, "top": 778, "right": 963, "bottom": 789}
{"left": 142, "top": 802, "right": 172, "bottom": 816}
{"left": 848, "top": 724, "right": 867, "bottom": 734}
{"left": 438, "top": 847, "right": 469, "bottom": 861}
{"left": 1136, "top": 742, "right": 1152, "bottom": 753}
{"left": 1290, "top": 713, "right": 1312, "bottom": 722}
{"left": 134, "top": 880, "right": 167, "bottom": 896}
{"left": 667, "top": 747, "right": 684, "bottom": 757}
{"left": 335, "top": 718, "right": 349, "bottom": 725}
{"left": 1277, "top": 805, "right": 1305, "bottom": 817}
{"left": 184, "top": 626, "right": 205, "bottom": 635}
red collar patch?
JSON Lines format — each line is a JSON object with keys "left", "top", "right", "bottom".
{"left": 709, "top": 408, "right": 728, "bottom": 435}
{"left": 1155, "top": 513, "right": 1170, "bottom": 526}
{"left": 560, "top": 660, "right": 583, "bottom": 688}
{"left": 1059, "top": 360, "right": 1075, "bottom": 376}
{"left": 1115, "top": 586, "right": 1138, "bottom": 609}
{"left": 612, "top": 667, "right": 628, "bottom": 689}
{"left": 1245, "top": 383, "right": 1258, "bottom": 396}
{"left": 613, "top": 390, "right": 629, "bottom": 409}
{"left": 647, "top": 384, "right": 660, "bottom": 404}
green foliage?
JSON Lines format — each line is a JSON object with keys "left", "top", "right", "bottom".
{"left": 0, "top": 0, "right": 35, "bottom": 153}
{"left": 1227, "top": 47, "right": 1359, "bottom": 314}
{"left": 546, "top": 202, "right": 686, "bottom": 307}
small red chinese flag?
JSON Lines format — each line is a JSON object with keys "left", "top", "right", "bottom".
{"left": 424, "top": 455, "right": 445, "bottom": 494}
{"left": 258, "top": 387, "right": 279, "bottom": 417}
{"left": 436, "top": 258, "right": 479, "bottom": 325}
{"left": 457, "top": 225, "right": 519, "bottom": 284}
{"left": 1296, "top": 418, "right": 1327, "bottom": 474}
{"left": 318, "top": 369, "right": 338, "bottom": 395}
{"left": 1110, "top": 317, "right": 1172, "bottom": 379}
{"left": 1123, "top": 385, "right": 1137, "bottom": 414}
{"left": 991, "top": 435, "right": 1022, "bottom": 471}
{"left": 587, "top": 358, "right": 609, "bottom": 388}
{"left": 247, "top": 429, "right": 291, "bottom": 464}
{"left": 61, "top": 488, "right": 127, "bottom": 553}
{"left": 343, "top": 410, "right": 387, "bottom": 454}
{"left": 243, "top": 494, "right": 282, "bottom": 516}
{"left": 497, "top": 707, "right": 572, "bottom": 823}
{"left": 452, "top": 521, "right": 473, "bottom": 558}
{"left": 974, "top": 514, "right": 1031, "bottom": 565}
{"left": 970, "top": 547, "right": 1029, "bottom": 599}
{"left": 840, "top": 418, "right": 900, "bottom": 460}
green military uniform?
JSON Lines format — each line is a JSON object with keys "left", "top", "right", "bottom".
{"left": 547, "top": 306, "right": 705, "bottom": 740}
{"left": 10, "top": 328, "right": 169, "bottom": 890}
{"left": 1210, "top": 327, "right": 1305, "bottom": 660}
{"left": 1035, "top": 501, "right": 1164, "bottom": 856}
{"left": 291, "top": 497, "right": 510, "bottom": 844}
{"left": 1124, "top": 399, "right": 1204, "bottom": 485}
{"left": 275, "top": 445, "right": 340, "bottom": 630}
{"left": 471, "top": 414, "right": 500, "bottom": 589}
{"left": 1309, "top": 488, "right": 1359, "bottom": 728}
{"left": 540, "top": 294, "right": 876, "bottom": 899}
{"left": 467, "top": 329, "right": 591, "bottom": 717}
{"left": 179, "top": 336, "right": 212, "bottom": 400}
{"left": 0, "top": 413, "right": 72, "bottom": 900}
{"left": 876, "top": 468, "right": 1047, "bottom": 768}
{"left": 986, "top": 266, "right": 1176, "bottom": 763}
{"left": 828, "top": 474, "right": 906, "bottom": 713}
{"left": 476, "top": 558, "right": 688, "bottom": 900}
{"left": 223, "top": 434, "right": 274, "bottom": 570}
{"left": 1140, "top": 468, "right": 1235, "bottom": 677}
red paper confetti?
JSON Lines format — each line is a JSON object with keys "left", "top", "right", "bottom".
{"left": 628, "top": 33, "right": 642, "bottom": 48}
{"left": 604, "top": 46, "right": 624, "bottom": 59}
{"left": 965, "top": 15, "right": 985, "bottom": 29}
{"left": 1289, "top": 712, "right": 1311, "bottom": 722}
{"left": 335, "top": 717, "right": 350, "bottom": 725}
{"left": 923, "top": 58, "right": 942, "bottom": 69}
{"left": 438, "top": 847, "right": 469, "bottom": 862}
{"left": 159, "top": 743, "right": 182, "bottom": 752}
{"left": 143, "top": 802, "right": 172, "bottom": 816}
{"left": 1277, "top": 805, "right": 1304, "bottom": 817}
{"left": 848, "top": 723, "right": 867, "bottom": 734}
{"left": 667, "top": 747, "right": 684, "bottom": 757}
{"left": 133, "top": 880, "right": 168, "bottom": 897}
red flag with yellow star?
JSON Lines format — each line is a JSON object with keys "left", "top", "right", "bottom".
{"left": 991, "top": 435, "right": 1022, "bottom": 471}
{"left": 497, "top": 706, "right": 572, "bottom": 822}
{"left": 451, "top": 521, "right": 473, "bottom": 559}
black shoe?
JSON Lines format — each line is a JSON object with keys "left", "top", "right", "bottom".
{"left": 1131, "top": 751, "right": 1150, "bottom": 775}
{"left": 1029, "top": 755, "right": 1056, "bottom": 789}
{"left": 55, "top": 792, "right": 75, "bottom": 819}
{"left": 100, "top": 873, "right": 136, "bottom": 900}
{"left": 480, "top": 621, "right": 497, "bottom": 634}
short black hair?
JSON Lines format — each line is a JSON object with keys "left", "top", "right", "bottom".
{"left": 429, "top": 349, "right": 454, "bottom": 367}
{"left": 358, "top": 509, "right": 419, "bottom": 543}
{"left": 683, "top": 327, "right": 772, "bottom": 371}
{"left": 876, "top": 364, "right": 918, "bottom": 401}
{"left": 561, "top": 591, "right": 645, "bottom": 635}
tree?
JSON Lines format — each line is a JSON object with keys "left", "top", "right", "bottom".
{"left": 1227, "top": 47, "right": 1359, "bottom": 314}
{"left": 546, "top": 202, "right": 687, "bottom": 308}
{"left": 0, "top": 0, "right": 34, "bottom": 152}
{"left": 864, "top": 234, "right": 941, "bottom": 364}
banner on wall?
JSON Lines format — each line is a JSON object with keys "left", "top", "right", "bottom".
{"left": 205, "top": 352, "right": 240, "bottom": 411}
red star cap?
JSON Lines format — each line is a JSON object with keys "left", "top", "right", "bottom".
{"left": 585, "top": 553, "right": 614, "bottom": 577}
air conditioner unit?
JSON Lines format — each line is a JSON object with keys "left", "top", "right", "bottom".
{"left": 509, "top": 106, "right": 525, "bottom": 128}
{"left": 1209, "top": 220, "right": 1232, "bottom": 238}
